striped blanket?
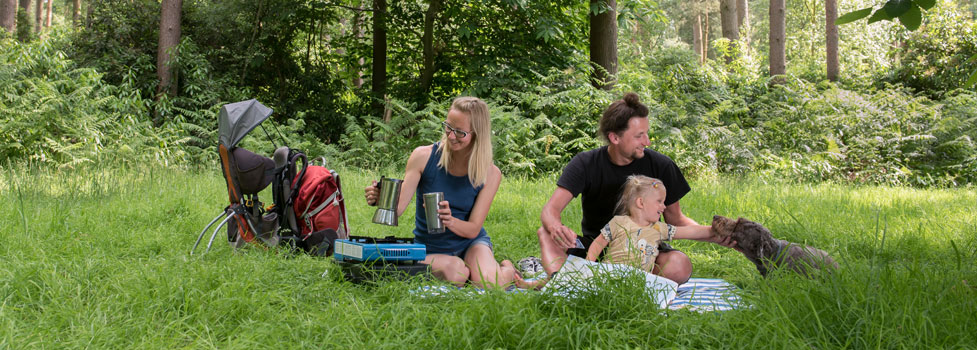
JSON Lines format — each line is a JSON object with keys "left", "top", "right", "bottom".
{"left": 668, "top": 278, "right": 744, "bottom": 312}
{"left": 412, "top": 257, "right": 746, "bottom": 312}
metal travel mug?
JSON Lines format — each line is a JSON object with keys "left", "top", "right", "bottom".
{"left": 423, "top": 192, "right": 445, "bottom": 234}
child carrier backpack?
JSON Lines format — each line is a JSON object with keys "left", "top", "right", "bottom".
{"left": 191, "top": 99, "right": 349, "bottom": 256}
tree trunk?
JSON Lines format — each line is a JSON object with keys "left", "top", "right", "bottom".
{"left": 16, "top": 0, "right": 29, "bottom": 41}
{"left": 85, "top": 0, "right": 93, "bottom": 28}
{"left": 703, "top": 11, "right": 710, "bottom": 60}
{"left": 32, "top": 0, "right": 38, "bottom": 31}
{"left": 419, "top": 0, "right": 442, "bottom": 94}
{"left": 769, "top": 0, "right": 786, "bottom": 83}
{"left": 43, "top": 0, "right": 50, "bottom": 27}
{"left": 719, "top": 0, "right": 738, "bottom": 63}
{"left": 692, "top": 13, "right": 703, "bottom": 64}
{"left": 156, "top": 0, "right": 182, "bottom": 107}
{"left": 352, "top": 6, "right": 364, "bottom": 88}
{"left": 736, "top": 0, "right": 749, "bottom": 44}
{"left": 371, "top": 0, "right": 387, "bottom": 118}
{"left": 0, "top": 0, "right": 16, "bottom": 33}
{"left": 72, "top": 0, "right": 80, "bottom": 26}
{"left": 825, "top": 0, "right": 838, "bottom": 81}
{"left": 589, "top": 0, "right": 618, "bottom": 90}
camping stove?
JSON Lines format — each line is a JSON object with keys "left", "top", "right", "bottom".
{"left": 333, "top": 236, "right": 426, "bottom": 263}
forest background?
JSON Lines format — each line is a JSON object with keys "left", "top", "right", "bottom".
{"left": 2, "top": 1, "right": 977, "bottom": 348}
{"left": 1, "top": 0, "right": 976, "bottom": 187}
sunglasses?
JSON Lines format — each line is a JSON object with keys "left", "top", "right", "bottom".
{"left": 442, "top": 122, "right": 471, "bottom": 138}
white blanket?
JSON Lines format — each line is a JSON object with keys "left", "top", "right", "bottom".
{"left": 542, "top": 255, "right": 679, "bottom": 309}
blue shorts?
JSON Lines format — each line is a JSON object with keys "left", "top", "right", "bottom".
{"left": 440, "top": 235, "right": 493, "bottom": 258}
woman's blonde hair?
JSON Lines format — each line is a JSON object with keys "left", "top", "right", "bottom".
{"left": 438, "top": 96, "right": 493, "bottom": 187}
{"left": 614, "top": 175, "right": 666, "bottom": 216}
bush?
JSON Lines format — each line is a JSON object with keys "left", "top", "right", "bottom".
{"left": 0, "top": 29, "right": 187, "bottom": 167}
{"left": 885, "top": 0, "right": 977, "bottom": 98}
{"left": 334, "top": 46, "right": 977, "bottom": 188}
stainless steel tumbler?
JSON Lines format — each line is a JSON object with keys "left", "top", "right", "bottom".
{"left": 423, "top": 192, "right": 445, "bottom": 234}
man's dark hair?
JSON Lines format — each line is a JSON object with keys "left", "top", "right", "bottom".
{"left": 598, "top": 92, "right": 649, "bottom": 142}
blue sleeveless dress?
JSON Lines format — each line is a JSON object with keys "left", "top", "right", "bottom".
{"left": 413, "top": 143, "right": 490, "bottom": 255}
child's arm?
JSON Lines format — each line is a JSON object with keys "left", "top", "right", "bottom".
{"left": 585, "top": 235, "right": 609, "bottom": 261}
{"left": 672, "top": 224, "right": 715, "bottom": 241}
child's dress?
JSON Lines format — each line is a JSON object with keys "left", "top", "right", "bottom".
{"left": 600, "top": 215, "right": 676, "bottom": 272}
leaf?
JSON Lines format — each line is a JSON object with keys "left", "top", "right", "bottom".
{"left": 835, "top": 8, "right": 874, "bottom": 25}
{"left": 867, "top": 8, "right": 894, "bottom": 24}
{"left": 915, "top": 0, "right": 936, "bottom": 10}
{"left": 883, "top": 0, "right": 913, "bottom": 17}
{"left": 898, "top": 4, "right": 922, "bottom": 31}
{"left": 965, "top": 69, "right": 977, "bottom": 89}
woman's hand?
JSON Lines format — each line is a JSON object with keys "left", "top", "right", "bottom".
{"left": 364, "top": 180, "right": 379, "bottom": 206}
{"left": 437, "top": 200, "right": 455, "bottom": 230}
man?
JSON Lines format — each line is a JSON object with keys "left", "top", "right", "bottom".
{"left": 535, "top": 92, "right": 734, "bottom": 284}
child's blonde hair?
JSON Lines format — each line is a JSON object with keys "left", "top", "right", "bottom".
{"left": 614, "top": 175, "right": 666, "bottom": 216}
{"left": 437, "top": 96, "right": 493, "bottom": 187}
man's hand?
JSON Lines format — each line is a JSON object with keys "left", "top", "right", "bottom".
{"left": 545, "top": 223, "right": 578, "bottom": 250}
{"left": 707, "top": 234, "right": 742, "bottom": 252}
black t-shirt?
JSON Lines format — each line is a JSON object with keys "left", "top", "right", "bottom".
{"left": 556, "top": 146, "right": 691, "bottom": 247}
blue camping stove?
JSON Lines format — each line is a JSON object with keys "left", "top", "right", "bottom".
{"left": 333, "top": 236, "right": 429, "bottom": 283}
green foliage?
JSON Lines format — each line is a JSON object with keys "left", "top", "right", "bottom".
{"left": 394, "top": 1, "right": 589, "bottom": 100}
{"left": 493, "top": 67, "right": 610, "bottom": 175}
{"left": 336, "top": 45, "right": 977, "bottom": 187}
{"left": 885, "top": 0, "right": 977, "bottom": 97}
{"left": 15, "top": 7, "right": 31, "bottom": 42}
{"left": 0, "top": 29, "right": 190, "bottom": 167}
{"left": 5, "top": 0, "right": 975, "bottom": 189}
{"left": 338, "top": 99, "right": 445, "bottom": 170}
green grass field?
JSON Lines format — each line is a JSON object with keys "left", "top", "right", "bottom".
{"left": 1, "top": 165, "right": 975, "bottom": 349}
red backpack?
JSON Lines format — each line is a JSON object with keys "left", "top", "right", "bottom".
{"left": 292, "top": 165, "right": 349, "bottom": 242}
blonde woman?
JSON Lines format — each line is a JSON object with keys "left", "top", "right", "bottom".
{"left": 365, "top": 97, "right": 516, "bottom": 288}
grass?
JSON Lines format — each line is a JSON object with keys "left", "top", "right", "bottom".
{"left": 1, "top": 164, "right": 976, "bottom": 349}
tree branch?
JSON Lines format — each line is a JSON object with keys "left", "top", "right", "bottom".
{"left": 327, "top": 3, "right": 373, "bottom": 12}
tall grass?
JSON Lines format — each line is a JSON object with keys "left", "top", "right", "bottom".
{"left": 1, "top": 165, "right": 975, "bottom": 348}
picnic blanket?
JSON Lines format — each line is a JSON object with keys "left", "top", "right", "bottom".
{"left": 412, "top": 256, "right": 747, "bottom": 312}
{"left": 668, "top": 278, "right": 744, "bottom": 312}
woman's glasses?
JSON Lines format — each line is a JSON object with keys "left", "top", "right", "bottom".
{"left": 442, "top": 122, "right": 470, "bottom": 138}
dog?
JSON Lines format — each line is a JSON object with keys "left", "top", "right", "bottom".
{"left": 712, "top": 215, "right": 838, "bottom": 277}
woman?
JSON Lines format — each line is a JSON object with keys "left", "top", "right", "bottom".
{"left": 364, "top": 97, "right": 516, "bottom": 288}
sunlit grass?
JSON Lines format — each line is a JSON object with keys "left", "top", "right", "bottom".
{"left": 0, "top": 164, "right": 975, "bottom": 348}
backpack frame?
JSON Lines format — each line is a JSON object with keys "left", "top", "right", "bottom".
{"left": 191, "top": 100, "right": 349, "bottom": 256}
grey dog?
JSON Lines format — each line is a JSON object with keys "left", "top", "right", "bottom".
{"left": 712, "top": 215, "right": 839, "bottom": 277}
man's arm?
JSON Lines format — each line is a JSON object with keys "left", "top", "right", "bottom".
{"left": 540, "top": 187, "right": 579, "bottom": 249}
{"left": 662, "top": 201, "right": 698, "bottom": 226}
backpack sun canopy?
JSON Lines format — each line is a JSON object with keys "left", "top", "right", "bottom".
{"left": 219, "top": 99, "right": 273, "bottom": 148}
